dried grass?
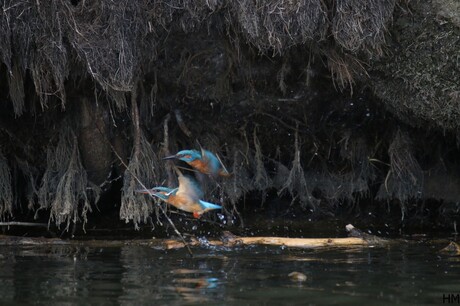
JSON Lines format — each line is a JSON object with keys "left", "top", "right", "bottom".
{"left": 232, "top": 0, "right": 327, "bottom": 54}
{"left": 333, "top": 0, "right": 395, "bottom": 56}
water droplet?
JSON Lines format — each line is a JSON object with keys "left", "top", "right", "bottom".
{"left": 198, "top": 236, "right": 210, "bottom": 246}
{"left": 192, "top": 225, "right": 197, "bottom": 231}
{"left": 217, "top": 214, "right": 225, "bottom": 220}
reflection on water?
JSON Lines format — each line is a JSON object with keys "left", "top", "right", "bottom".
{"left": 0, "top": 242, "right": 459, "bottom": 304}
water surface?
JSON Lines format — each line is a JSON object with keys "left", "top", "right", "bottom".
{"left": 0, "top": 241, "right": 458, "bottom": 305}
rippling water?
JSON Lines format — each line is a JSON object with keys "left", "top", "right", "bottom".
{"left": 0, "top": 241, "right": 459, "bottom": 305}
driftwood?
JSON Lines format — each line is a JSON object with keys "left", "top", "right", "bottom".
{"left": 161, "top": 235, "right": 369, "bottom": 250}
{"left": 0, "top": 224, "right": 388, "bottom": 250}
{"left": 0, "top": 222, "right": 48, "bottom": 227}
{"left": 0, "top": 234, "right": 368, "bottom": 249}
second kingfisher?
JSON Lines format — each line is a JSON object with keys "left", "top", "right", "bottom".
{"left": 163, "top": 148, "right": 230, "bottom": 178}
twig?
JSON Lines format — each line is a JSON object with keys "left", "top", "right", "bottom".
{"left": 175, "top": 165, "right": 201, "bottom": 174}
{"left": 174, "top": 109, "right": 192, "bottom": 137}
{"left": 0, "top": 222, "right": 48, "bottom": 227}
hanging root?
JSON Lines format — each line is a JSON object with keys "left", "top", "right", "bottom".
{"left": 220, "top": 149, "right": 248, "bottom": 209}
{"left": 0, "top": 151, "right": 13, "bottom": 219}
{"left": 14, "top": 157, "right": 38, "bottom": 211}
{"left": 377, "top": 129, "right": 423, "bottom": 204}
{"left": 325, "top": 48, "right": 368, "bottom": 93}
{"left": 335, "top": 134, "right": 374, "bottom": 198}
{"left": 7, "top": 63, "right": 25, "bottom": 116}
{"left": 37, "top": 126, "right": 97, "bottom": 231}
{"left": 120, "top": 132, "right": 163, "bottom": 229}
{"left": 279, "top": 131, "right": 315, "bottom": 208}
{"left": 175, "top": 109, "right": 192, "bottom": 138}
{"left": 252, "top": 130, "right": 271, "bottom": 191}
{"left": 120, "top": 87, "right": 165, "bottom": 229}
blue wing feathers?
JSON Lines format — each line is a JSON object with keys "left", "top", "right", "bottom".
{"left": 198, "top": 200, "right": 222, "bottom": 210}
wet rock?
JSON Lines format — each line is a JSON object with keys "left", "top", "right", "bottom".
{"left": 288, "top": 271, "right": 307, "bottom": 282}
{"left": 440, "top": 242, "right": 460, "bottom": 256}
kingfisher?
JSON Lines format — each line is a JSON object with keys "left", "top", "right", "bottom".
{"left": 163, "top": 148, "right": 231, "bottom": 178}
{"left": 136, "top": 172, "right": 222, "bottom": 218}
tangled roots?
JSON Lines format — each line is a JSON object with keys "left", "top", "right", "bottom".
{"left": 38, "top": 125, "right": 98, "bottom": 230}
{"left": 377, "top": 129, "right": 423, "bottom": 205}
{"left": 232, "top": 0, "right": 327, "bottom": 54}
{"left": 120, "top": 132, "right": 164, "bottom": 229}
{"left": 332, "top": 0, "right": 395, "bottom": 56}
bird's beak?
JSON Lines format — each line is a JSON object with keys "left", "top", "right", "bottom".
{"left": 135, "top": 189, "right": 151, "bottom": 194}
{"left": 162, "top": 155, "right": 177, "bottom": 160}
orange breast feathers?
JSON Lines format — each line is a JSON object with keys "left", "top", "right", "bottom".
{"left": 188, "top": 159, "right": 211, "bottom": 174}
{"left": 167, "top": 194, "right": 202, "bottom": 213}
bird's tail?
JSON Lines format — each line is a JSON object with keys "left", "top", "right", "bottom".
{"left": 199, "top": 200, "right": 222, "bottom": 210}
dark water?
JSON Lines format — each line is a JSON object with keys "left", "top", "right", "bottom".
{"left": 0, "top": 241, "right": 459, "bottom": 305}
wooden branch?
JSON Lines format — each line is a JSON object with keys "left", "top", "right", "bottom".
{"left": 160, "top": 235, "right": 368, "bottom": 250}
{"left": 0, "top": 233, "right": 370, "bottom": 249}
{"left": 0, "top": 222, "right": 48, "bottom": 227}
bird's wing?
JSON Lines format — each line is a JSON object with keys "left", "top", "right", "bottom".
{"left": 202, "top": 150, "right": 221, "bottom": 173}
{"left": 166, "top": 188, "right": 179, "bottom": 196}
{"left": 177, "top": 174, "right": 204, "bottom": 201}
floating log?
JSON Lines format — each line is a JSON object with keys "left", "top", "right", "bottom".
{"left": 0, "top": 225, "right": 389, "bottom": 249}
{"left": 160, "top": 232, "right": 369, "bottom": 250}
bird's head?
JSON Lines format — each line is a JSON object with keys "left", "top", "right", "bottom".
{"left": 147, "top": 187, "right": 177, "bottom": 201}
{"left": 163, "top": 150, "right": 201, "bottom": 163}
